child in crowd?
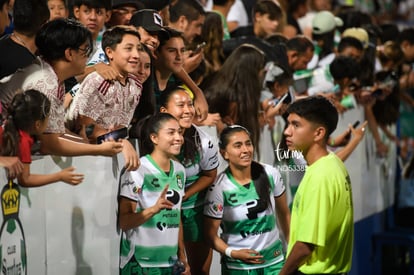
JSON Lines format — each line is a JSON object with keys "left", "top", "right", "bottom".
{"left": 130, "top": 9, "right": 209, "bottom": 122}
{"left": 1, "top": 90, "right": 84, "bottom": 187}
{"left": 66, "top": 0, "right": 120, "bottom": 99}
{"left": 160, "top": 86, "right": 219, "bottom": 275}
{"left": 0, "top": 19, "right": 123, "bottom": 161}
{"left": 118, "top": 113, "right": 190, "bottom": 275}
{"left": 153, "top": 27, "right": 186, "bottom": 107}
{"left": 106, "top": 0, "right": 143, "bottom": 27}
{"left": 72, "top": 0, "right": 111, "bottom": 67}
{"left": 66, "top": 25, "right": 142, "bottom": 170}
{"left": 47, "top": 0, "right": 68, "bottom": 20}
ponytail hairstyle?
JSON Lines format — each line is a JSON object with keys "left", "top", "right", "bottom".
{"left": 1, "top": 89, "right": 51, "bottom": 157}
{"left": 219, "top": 125, "right": 272, "bottom": 209}
{"left": 159, "top": 85, "right": 199, "bottom": 164}
{"left": 133, "top": 113, "right": 178, "bottom": 156}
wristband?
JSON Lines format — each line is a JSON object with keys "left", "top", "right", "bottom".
{"left": 225, "top": 247, "right": 234, "bottom": 258}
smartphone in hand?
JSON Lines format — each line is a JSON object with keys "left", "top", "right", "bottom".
{"left": 192, "top": 42, "right": 206, "bottom": 54}
{"left": 345, "top": 120, "right": 360, "bottom": 139}
{"left": 96, "top": 127, "right": 128, "bottom": 144}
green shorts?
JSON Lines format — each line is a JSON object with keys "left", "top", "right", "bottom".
{"left": 121, "top": 256, "right": 173, "bottom": 275}
{"left": 181, "top": 204, "right": 204, "bottom": 242}
{"left": 221, "top": 260, "right": 284, "bottom": 275}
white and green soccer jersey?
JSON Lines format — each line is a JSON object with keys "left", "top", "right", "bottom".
{"left": 204, "top": 163, "right": 286, "bottom": 270}
{"left": 119, "top": 155, "right": 186, "bottom": 269}
{"left": 178, "top": 125, "right": 219, "bottom": 209}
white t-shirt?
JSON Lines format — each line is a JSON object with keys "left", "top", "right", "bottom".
{"left": 227, "top": 0, "right": 249, "bottom": 28}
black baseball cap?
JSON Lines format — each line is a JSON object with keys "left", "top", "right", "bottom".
{"left": 130, "top": 9, "right": 166, "bottom": 32}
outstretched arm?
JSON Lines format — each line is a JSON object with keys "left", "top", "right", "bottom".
{"left": 336, "top": 121, "right": 368, "bottom": 161}
{"left": 18, "top": 164, "right": 84, "bottom": 187}
{"left": 38, "top": 133, "right": 123, "bottom": 157}
{"left": 175, "top": 68, "right": 208, "bottom": 122}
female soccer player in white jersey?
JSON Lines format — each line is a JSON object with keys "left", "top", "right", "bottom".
{"left": 118, "top": 113, "right": 190, "bottom": 275}
{"left": 159, "top": 86, "right": 219, "bottom": 275}
{"left": 204, "top": 125, "right": 291, "bottom": 275}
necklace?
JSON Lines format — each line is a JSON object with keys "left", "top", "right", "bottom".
{"left": 12, "top": 33, "right": 27, "bottom": 47}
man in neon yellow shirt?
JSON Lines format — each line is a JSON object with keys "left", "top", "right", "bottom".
{"left": 280, "top": 96, "right": 354, "bottom": 275}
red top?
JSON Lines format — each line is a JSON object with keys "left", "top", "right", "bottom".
{"left": 0, "top": 127, "right": 33, "bottom": 163}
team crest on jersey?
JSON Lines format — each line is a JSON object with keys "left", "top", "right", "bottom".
{"left": 176, "top": 175, "right": 183, "bottom": 189}
{"left": 273, "top": 249, "right": 281, "bottom": 257}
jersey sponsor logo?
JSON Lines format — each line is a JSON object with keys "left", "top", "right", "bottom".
{"left": 208, "top": 152, "right": 219, "bottom": 166}
{"left": 121, "top": 178, "right": 134, "bottom": 187}
{"left": 156, "top": 222, "right": 179, "bottom": 231}
{"left": 240, "top": 227, "right": 271, "bottom": 238}
{"left": 245, "top": 199, "right": 267, "bottom": 220}
{"left": 166, "top": 190, "right": 180, "bottom": 205}
{"left": 151, "top": 178, "right": 160, "bottom": 188}
{"left": 161, "top": 212, "right": 178, "bottom": 218}
{"left": 228, "top": 194, "right": 238, "bottom": 204}
{"left": 122, "top": 178, "right": 139, "bottom": 193}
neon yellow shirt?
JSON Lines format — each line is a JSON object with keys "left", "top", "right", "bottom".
{"left": 287, "top": 153, "right": 354, "bottom": 274}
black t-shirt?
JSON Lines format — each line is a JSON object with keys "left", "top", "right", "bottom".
{"left": 0, "top": 36, "right": 36, "bottom": 79}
